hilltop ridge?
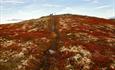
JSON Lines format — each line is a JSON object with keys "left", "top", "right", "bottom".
{"left": 0, "top": 14, "right": 115, "bottom": 70}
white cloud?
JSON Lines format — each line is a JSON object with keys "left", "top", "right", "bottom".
{"left": 7, "top": 18, "right": 22, "bottom": 21}
{"left": 94, "top": 5, "right": 111, "bottom": 9}
{"left": 1, "top": 19, "right": 22, "bottom": 24}
{"left": 0, "top": 5, "right": 50, "bottom": 24}
{"left": 83, "top": 0, "right": 99, "bottom": 3}
{"left": 0, "top": 0, "right": 25, "bottom": 4}
{"left": 42, "top": 4, "right": 62, "bottom": 8}
{"left": 56, "top": 7, "right": 87, "bottom": 15}
{"left": 56, "top": 6, "right": 114, "bottom": 19}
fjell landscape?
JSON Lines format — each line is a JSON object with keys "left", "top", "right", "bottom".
{"left": 0, "top": 0, "right": 115, "bottom": 70}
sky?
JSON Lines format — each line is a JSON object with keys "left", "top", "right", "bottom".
{"left": 0, "top": 0, "right": 115, "bottom": 24}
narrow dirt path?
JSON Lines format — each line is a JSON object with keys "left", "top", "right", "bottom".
{"left": 40, "top": 14, "right": 60, "bottom": 70}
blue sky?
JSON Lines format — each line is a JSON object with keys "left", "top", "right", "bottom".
{"left": 0, "top": 0, "right": 115, "bottom": 23}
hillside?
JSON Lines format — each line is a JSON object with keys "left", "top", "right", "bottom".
{"left": 0, "top": 14, "right": 115, "bottom": 70}
{"left": 109, "top": 17, "right": 115, "bottom": 22}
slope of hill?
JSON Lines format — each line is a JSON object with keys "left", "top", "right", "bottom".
{"left": 110, "top": 19, "right": 115, "bottom": 22}
{"left": 109, "top": 17, "right": 115, "bottom": 22}
{"left": 0, "top": 14, "right": 115, "bottom": 70}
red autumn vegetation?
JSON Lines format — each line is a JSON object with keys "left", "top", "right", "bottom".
{"left": 0, "top": 14, "right": 115, "bottom": 70}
